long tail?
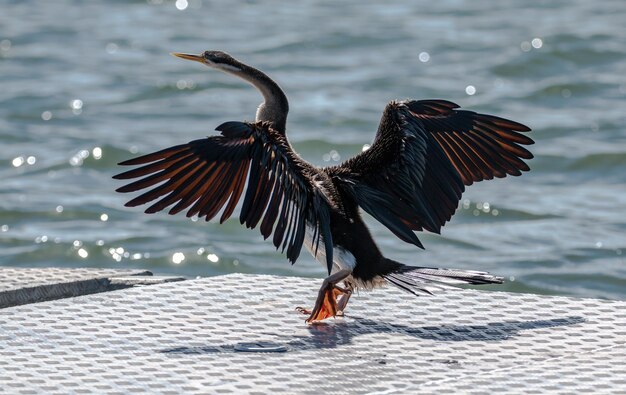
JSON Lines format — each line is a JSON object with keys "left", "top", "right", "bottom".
{"left": 383, "top": 261, "right": 503, "bottom": 296}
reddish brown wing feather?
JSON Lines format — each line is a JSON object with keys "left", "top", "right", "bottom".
{"left": 407, "top": 100, "right": 533, "bottom": 186}
{"left": 329, "top": 99, "right": 533, "bottom": 247}
{"left": 114, "top": 121, "right": 335, "bottom": 272}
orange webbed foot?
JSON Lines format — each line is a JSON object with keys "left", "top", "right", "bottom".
{"left": 305, "top": 286, "right": 342, "bottom": 324}
{"left": 299, "top": 269, "right": 353, "bottom": 324}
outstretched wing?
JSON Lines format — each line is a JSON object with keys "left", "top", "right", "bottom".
{"left": 327, "top": 99, "right": 533, "bottom": 248}
{"left": 114, "top": 121, "right": 335, "bottom": 272}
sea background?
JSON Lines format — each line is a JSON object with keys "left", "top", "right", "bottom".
{"left": 1, "top": 0, "right": 625, "bottom": 299}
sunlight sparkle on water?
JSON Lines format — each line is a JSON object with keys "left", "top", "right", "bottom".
{"left": 70, "top": 149, "right": 90, "bottom": 166}
{"left": 322, "top": 150, "right": 341, "bottom": 162}
{"left": 41, "top": 111, "right": 52, "bottom": 121}
{"left": 100, "top": 213, "right": 108, "bottom": 222}
{"left": 109, "top": 248, "right": 124, "bottom": 262}
{"left": 207, "top": 253, "right": 219, "bottom": 263}
{"left": 172, "top": 252, "right": 185, "bottom": 264}
{"left": 418, "top": 52, "right": 430, "bottom": 62}
{"left": 105, "top": 43, "right": 118, "bottom": 54}
{"left": 78, "top": 248, "right": 88, "bottom": 258}
{"left": 13, "top": 156, "right": 37, "bottom": 167}
{"left": 531, "top": 38, "right": 543, "bottom": 49}
{"left": 362, "top": 144, "right": 371, "bottom": 152}
{"left": 521, "top": 41, "right": 531, "bottom": 52}
{"left": 175, "top": 0, "right": 188, "bottom": 10}
{"left": 465, "top": 85, "right": 476, "bottom": 95}
{"left": 109, "top": 247, "right": 124, "bottom": 262}
{"left": 12, "top": 157, "right": 24, "bottom": 167}
{"left": 70, "top": 99, "right": 83, "bottom": 115}
{"left": 55, "top": 205, "right": 64, "bottom": 213}
{"left": 176, "top": 79, "right": 195, "bottom": 89}
{"left": 1, "top": 225, "right": 8, "bottom": 232}
{"left": 71, "top": 99, "right": 83, "bottom": 110}
{"left": 92, "top": 147, "right": 102, "bottom": 159}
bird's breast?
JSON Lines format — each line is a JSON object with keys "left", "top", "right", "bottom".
{"left": 302, "top": 223, "right": 387, "bottom": 290}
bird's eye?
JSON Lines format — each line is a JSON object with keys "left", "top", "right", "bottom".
{"left": 203, "top": 51, "right": 211, "bottom": 59}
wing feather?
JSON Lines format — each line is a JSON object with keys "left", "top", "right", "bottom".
{"left": 328, "top": 99, "right": 533, "bottom": 246}
{"left": 113, "top": 150, "right": 195, "bottom": 180}
{"left": 117, "top": 145, "right": 190, "bottom": 166}
{"left": 220, "top": 160, "right": 249, "bottom": 223}
{"left": 260, "top": 178, "right": 284, "bottom": 239}
{"left": 200, "top": 164, "right": 241, "bottom": 221}
{"left": 167, "top": 164, "right": 218, "bottom": 215}
{"left": 116, "top": 156, "right": 199, "bottom": 194}
{"left": 115, "top": 121, "right": 336, "bottom": 272}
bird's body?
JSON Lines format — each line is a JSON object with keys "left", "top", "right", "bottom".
{"left": 303, "top": 195, "right": 391, "bottom": 290}
{"left": 115, "top": 51, "right": 533, "bottom": 323}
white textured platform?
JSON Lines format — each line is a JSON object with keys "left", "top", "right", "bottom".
{"left": 0, "top": 267, "right": 153, "bottom": 308}
{"left": 0, "top": 273, "right": 624, "bottom": 394}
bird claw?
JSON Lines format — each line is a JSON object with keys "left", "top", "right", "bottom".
{"left": 295, "top": 306, "right": 311, "bottom": 315}
{"left": 297, "top": 269, "right": 353, "bottom": 324}
{"left": 303, "top": 286, "right": 343, "bottom": 324}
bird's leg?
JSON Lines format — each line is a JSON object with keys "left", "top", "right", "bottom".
{"left": 296, "top": 269, "right": 352, "bottom": 323}
{"left": 335, "top": 283, "right": 353, "bottom": 316}
{"left": 299, "top": 284, "right": 352, "bottom": 317}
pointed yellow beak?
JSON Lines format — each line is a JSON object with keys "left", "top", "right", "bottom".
{"left": 171, "top": 52, "right": 204, "bottom": 63}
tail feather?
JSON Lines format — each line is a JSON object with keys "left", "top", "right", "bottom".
{"left": 383, "top": 264, "right": 503, "bottom": 296}
{"left": 385, "top": 273, "right": 434, "bottom": 296}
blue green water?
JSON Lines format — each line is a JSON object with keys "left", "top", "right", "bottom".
{"left": 1, "top": 0, "right": 625, "bottom": 299}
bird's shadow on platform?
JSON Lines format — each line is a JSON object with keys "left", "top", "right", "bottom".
{"left": 160, "top": 315, "right": 585, "bottom": 355}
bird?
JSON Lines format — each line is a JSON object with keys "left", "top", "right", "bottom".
{"left": 114, "top": 50, "right": 533, "bottom": 323}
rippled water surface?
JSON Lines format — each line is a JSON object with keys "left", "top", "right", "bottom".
{"left": 1, "top": 0, "right": 625, "bottom": 299}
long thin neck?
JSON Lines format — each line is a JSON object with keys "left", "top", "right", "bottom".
{"left": 226, "top": 63, "right": 289, "bottom": 133}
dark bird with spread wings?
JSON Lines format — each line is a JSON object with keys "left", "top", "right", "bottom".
{"left": 114, "top": 51, "right": 533, "bottom": 323}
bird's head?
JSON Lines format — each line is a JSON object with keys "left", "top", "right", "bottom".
{"left": 171, "top": 50, "right": 243, "bottom": 73}
{"left": 171, "top": 49, "right": 289, "bottom": 132}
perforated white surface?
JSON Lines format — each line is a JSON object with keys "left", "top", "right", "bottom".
{"left": 0, "top": 267, "right": 149, "bottom": 293}
{"left": 0, "top": 273, "right": 624, "bottom": 394}
{"left": 0, "top": 267, "right": 151, "bottom": 308}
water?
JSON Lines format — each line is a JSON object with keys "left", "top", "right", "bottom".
{"left": 1, "top": 0, "right": 625, "bottom": 299}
